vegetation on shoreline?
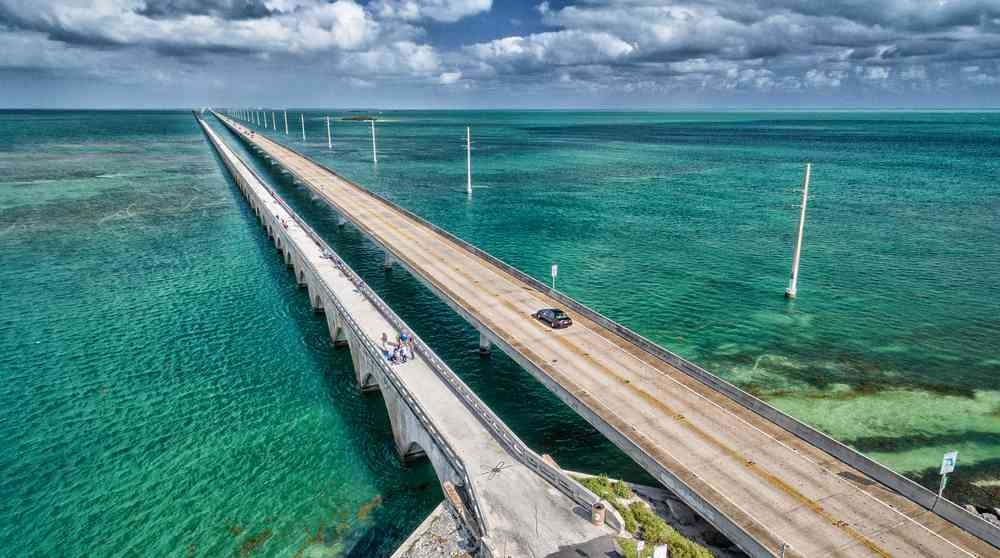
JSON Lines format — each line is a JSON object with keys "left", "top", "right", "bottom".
{"left": 574, "top": 475, "right": 713, "bottom": 558}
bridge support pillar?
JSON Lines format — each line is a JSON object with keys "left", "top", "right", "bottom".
{"left": 333, "top": 329, "right": 348, "bottom": 348}
{"left": 478, "top": 331, "right": 492, "bottom": 355}
{"left": 309, "top": 288, "right": 324, "bottom": 313}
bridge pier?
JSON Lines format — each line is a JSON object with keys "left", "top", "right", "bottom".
{"left": 324, "top": 310, "right": 350, "bottom": 349}
{"left": 308, "top": 287, "right": 324, "bottom": 313}
{"left": 478, "top": 331, "right": 491, "bottom": 355}
{"left": 294, "top": 264, "right": 307, "bottom": 287}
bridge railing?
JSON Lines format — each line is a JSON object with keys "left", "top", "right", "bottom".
{"left": 197, "top": 115, "right": 491, "bottom": 537}
{"left": 211, "top": 111, "right": 1000, "bottom": 549}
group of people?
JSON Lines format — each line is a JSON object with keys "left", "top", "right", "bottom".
{"left": 381, "top": 330, "right": 415, "bottom": 365}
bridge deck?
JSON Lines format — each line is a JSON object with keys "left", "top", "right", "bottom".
{"left": 214, "top": 113, "right": 995, "bottom": 558}
{"left": 199, "top": 117, "right": 614, "bottom": 557}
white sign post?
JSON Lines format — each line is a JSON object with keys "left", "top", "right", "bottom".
{"left": 935, "top": 450, "right": 958, "bottom": 509}
{"left": 550, "top": 263, "right": 558, "bottom": 291}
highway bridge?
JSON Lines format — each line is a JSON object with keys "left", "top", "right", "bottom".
{"left": 211, "top": 110, "right": 999, "bottom": 558}
{"left": 197, "top": 114, "right": 620, "bottom": 558}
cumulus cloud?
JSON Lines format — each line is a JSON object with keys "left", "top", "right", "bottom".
{"left": 2, "top": 0, "right": 1000, "bottom": 105}
{"left": 342, "top": 41, "right": 442, "bottom": 76}
{"left": 861, "top": 65, "right": 890, "bottom": 81}
{"left": 899, "top": 65, "right": 927, "bottom": 81}
{"left": 0, "top": 0, "right": 381, "bottom": 53}
{"left": 805, "top": 68, "right": 846, "bottom": 88}
{"left": 457, "top": 0, "right": 1000, "bottom": 98}
{"left": 438, "top": 70, "right": 462, "bottom": 84}
{"left": 372, "top": 0, "right": 491, "bottom": 23}
{"left": 466, "top": 30, "right": 634, "bottom": 69}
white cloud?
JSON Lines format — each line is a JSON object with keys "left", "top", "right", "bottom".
{"left": 371, "top": 0, "right": 491, "bottom": 23}
{"left": 3, "top": 0, "right": 1000, "bottom": 104}
{"left": 899, "top": 65, "right": 927, "bottom": 81}
{"left": 0, "top": 0, "right": 381, "bottom": 53}
{"left": 466, "top": 30, "right": 634, "bottom": 68}
{"left": 961, "top": 68, "right": 999, "bottom": 85}
{"left": 346, "top": 76, "right": 374, "bottom": 88}
{"left": 805, "top": 68, "right": 845, "bottom": 88}
{"left": 861, "top": 66, "right": 890, "bottom": 81}
{"left": 344, "top": 41, "right": 441, "bottom": 76}
{"left": 438, "top": 70, "right": 462, "bottom": 84}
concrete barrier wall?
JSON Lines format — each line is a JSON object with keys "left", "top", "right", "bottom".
{"left": 215, "top": 115, "right": 1000, "bottom": 550}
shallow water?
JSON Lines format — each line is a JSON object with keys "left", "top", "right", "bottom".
{"left": 2, "top": 109, "right": 998, "bottom": 556}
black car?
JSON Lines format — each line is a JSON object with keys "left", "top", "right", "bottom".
{"left": 532, "top": 308, "right": 572, "bottom": 329}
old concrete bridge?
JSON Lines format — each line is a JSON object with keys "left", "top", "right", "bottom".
{"left": 209, "top": 110, "right": 999, "bottom": 557}
{"left": 196, "top": 114, "right": 620, "bottom": 558}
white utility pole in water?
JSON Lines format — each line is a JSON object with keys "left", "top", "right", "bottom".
{"left": 283, "top": 110, "right": 289, "bottom": 135}
{"left": 785, "top": 162, "right": 811, "bottom": 299}
{"left": 370, "top": 119, "right": 378, "bottom": 164}
{"left": 300, "top": 114, "right": 306, "bottom": 141}
{"left": 466, "top": 126, "right": 472, "bottom": 195}
{"left": 271, "top": 111, "right": 276, "bottom": 130}
{"left": 326, "top": 116, "right": 332, "bottom": 150}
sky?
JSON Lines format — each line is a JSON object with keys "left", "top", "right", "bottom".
{"left": 1, "top": 0, "right": 1000, "bottom": 109}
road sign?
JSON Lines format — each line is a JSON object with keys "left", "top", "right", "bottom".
{"left": 940, "top": 451, "right": 958, "bottom": 475}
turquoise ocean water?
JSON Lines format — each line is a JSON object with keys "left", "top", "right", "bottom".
{"left": 1, "top": 110, "right": 998, "bottom": 556}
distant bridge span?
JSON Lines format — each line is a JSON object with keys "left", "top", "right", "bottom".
{"left": 212, "top": 111, "right": 999, "bottom": 558}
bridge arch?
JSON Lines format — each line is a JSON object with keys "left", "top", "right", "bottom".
{"left": 379, "top": 375, "right": 463, "bottom": 487}
{"left": 359, "top": 371, "right": 379, "bottom": 392}
{"left": 402, "top": 441, "right": 427, "bottom": 462}
{"left": 311, "top": 291, "right": 325, "bottom": 313}
{"left": 325, "top": 316, "right": 461, "bottom": 488}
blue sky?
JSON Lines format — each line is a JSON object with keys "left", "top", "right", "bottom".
{"left": 2, "top": 1, "right": 999, "bottom": 108}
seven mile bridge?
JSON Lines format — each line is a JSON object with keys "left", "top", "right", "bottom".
{"left": 211, "top": 110, "right": 999, "bottom": 558}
